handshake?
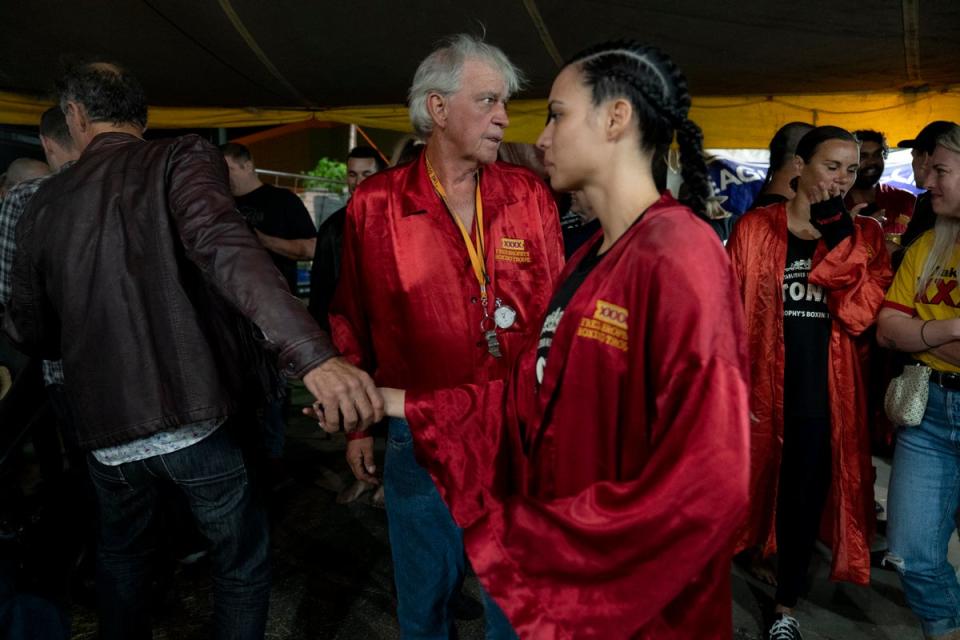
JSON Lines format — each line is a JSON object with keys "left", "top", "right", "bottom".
{"left": 300, "top": 357, "right": 405, "bottom": 433}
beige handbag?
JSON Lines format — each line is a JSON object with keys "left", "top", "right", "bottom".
{"left": 884, "top": 363, "right": 932, "bottom": 427}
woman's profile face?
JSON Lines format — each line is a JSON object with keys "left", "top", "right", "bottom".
{"left": 536, "top": 65, "right": 604, "bottom": 192}
{"left": 795, "top": 139, "right": 860, "bottom": 198}
{"left": 925, "top": 145, "right": 960, "bottom": 217}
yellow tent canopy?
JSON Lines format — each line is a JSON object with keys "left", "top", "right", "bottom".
{"left": 4, "top": 89, "right": 957, "bottom": 149}
{"left": 2, "top": 2, "right": 958, "bottom": 148}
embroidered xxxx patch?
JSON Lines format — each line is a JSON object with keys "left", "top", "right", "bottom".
{"left": 495, "top": 237, "right": 531, "bottom": 264}
{"left": 576, "top": 300, "right": 629, "bottom": 352}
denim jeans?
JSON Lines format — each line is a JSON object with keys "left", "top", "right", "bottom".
{"left": 87, "top": 422, "right": 270, "bottom": 640}
{"left": 384, "top": 418, "right": 517, "bottom": 639}
{"left": 261, "top": 382, "right": 288, "bottom": 459}
{"left": 887, "top": 381, "right": 960, "bottom": 637}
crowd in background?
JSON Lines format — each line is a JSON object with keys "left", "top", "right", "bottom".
{"left": 0, "top": 32, "right": 959, "bottom": 640}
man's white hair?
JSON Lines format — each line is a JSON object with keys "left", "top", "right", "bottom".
{"left": 408, "top": 33, "right": 525, "bottom": 138}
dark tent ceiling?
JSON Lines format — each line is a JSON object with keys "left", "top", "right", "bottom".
{"left": 1, "top": 0, "right": 958, "bottom": 109}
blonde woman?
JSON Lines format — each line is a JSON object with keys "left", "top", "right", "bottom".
{"left": 878, "top": 124, "right": 960, "bottom": 640}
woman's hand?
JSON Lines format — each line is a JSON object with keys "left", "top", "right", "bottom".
{"left": 807, "top": 181, "right": 858, "bottom": 249}
{"left": 805, "top": 180, "right": 842, "bottom": 204}
{"left": 805, "top": 180, "right": 868, "bottom": 214}
{"left": 380, "top": 387, "right": 407, "bottom": 420}
{"left": 301, "top": 387, "right": 406, "bottom": 425}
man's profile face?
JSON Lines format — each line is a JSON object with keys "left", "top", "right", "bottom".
{"left": 854, "top": 140, "right": 885, "bottom": 189}
{"left": 346, "top": 157, "right": 379, "bottom": 194}
{"left": 40, "top": 137, "right": 70, "bottom": 172}
{"left": 223, "top": 155, "right": 251, "bottom": 195}
{"left": 912, "top": 148, "right": 931, "bottom": 186}
{"left": 441, "top": 58, "right": 510, "bottom": 166}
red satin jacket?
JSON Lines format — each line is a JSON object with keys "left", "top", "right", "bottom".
{"left": 407, "top": 195, "right": 751, "bottom": 639}
{"left": 844, "top": 183, "right": 917, "bottom": 235}
{"left": 329, "top": 151, "right": 564, "bottom": 391}
{"left": 727, "top": 203, "right": 892, "bottom": 585}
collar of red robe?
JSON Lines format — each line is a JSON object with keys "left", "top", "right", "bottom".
{"left": 401, "top": 151, "right": 518, "bottom": 217}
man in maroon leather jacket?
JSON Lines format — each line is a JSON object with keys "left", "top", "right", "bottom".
{"left": 2, "top": 61, "right": 381, "bottom": 639}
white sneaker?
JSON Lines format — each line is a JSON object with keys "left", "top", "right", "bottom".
{"left": 768, "top": 613, "right": 803, "bottom": 640}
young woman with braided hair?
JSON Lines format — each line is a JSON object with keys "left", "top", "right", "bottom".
{"left": 728, "top": 127, "right": 893, "bottom": 639}
{"left": 325, "top": 40, "right": 754, "bottom": 638}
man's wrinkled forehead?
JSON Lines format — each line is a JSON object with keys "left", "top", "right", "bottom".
{"left": 457, "top": 58, "right": 508, "bottom": 97}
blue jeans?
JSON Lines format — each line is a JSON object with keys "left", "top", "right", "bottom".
{"left": 262, "top": 382, "right": 288, "bottom": 459}
{"left": 384, "top": 418, "right": 517, "bottom": 639}
{"left": 887, "top": 381, "right": 960, "bottom": 637}
{"left": 87, "top": 422, "right": 271, "bottom": 640}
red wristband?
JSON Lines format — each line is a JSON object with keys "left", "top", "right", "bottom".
{"left": 346, "top": 429, "right": 371, "bottom": 441}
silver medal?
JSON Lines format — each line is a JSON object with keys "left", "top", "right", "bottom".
{"left": 494, "top": 302, "right": 517, "bottom": 329}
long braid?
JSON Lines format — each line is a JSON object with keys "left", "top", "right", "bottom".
{"left": 675, "top": 118, "right": 717, "bottom": 219}
{"left": 568, "top": 41, "right": 718, "bottom": 220}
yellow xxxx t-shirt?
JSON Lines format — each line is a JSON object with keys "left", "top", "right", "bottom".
{"left": 884, "top": 230, "right": 960, "bottom": 373}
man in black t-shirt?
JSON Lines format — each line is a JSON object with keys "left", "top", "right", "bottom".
{"left": 221, "top": 143, "right": 316, "bottom": 294}
{"left": 898, "top": 121, "right": 958, "bottom": 254}
{"left": 750, "top": 122, "right": 814, "bottom": 210}
{"left": 308, "top": 146, "right": 386, "bottom": 327}
{"left": 220, "top": 143, "right": 317, "bottom": 477}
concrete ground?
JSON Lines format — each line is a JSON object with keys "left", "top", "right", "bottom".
{"left": 67, "top": 388, "right": 938, "bottom": 639}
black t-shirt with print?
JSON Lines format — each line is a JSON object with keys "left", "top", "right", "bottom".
{"left": 782, "top": 231, "right": 832, "bottom": 419}
{"left": 536, "top": 239, "right": 604, "bottom": 385}
{"left": 235, "top": 184, "right": 316, "bottom": 293}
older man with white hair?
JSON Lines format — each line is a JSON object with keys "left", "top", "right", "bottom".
{"left": 329, "top": 34, "right": 564, "bottom": 638}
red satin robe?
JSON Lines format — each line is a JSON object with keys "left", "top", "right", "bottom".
{"left": 727, "top": 203, "right": 892, "bottom": 585}
{"left": 406, "top": 195, "right": 751, "bottom": 639}
{"left": 844, "top": 183, "right": 916, "bottom": 235}
{"left": 329, "top": 152, "right": 564, "bottom": 390}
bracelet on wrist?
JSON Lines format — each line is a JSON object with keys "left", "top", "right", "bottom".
{"left": 921, "top": 319, "right": 935, "bottom": 349}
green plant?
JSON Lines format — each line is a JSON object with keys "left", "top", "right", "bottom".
{"left": 304, "top": 157, "right": 347, "bottom": 191}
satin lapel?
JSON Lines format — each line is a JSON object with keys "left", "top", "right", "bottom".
{"left": 398, "top": 152, "right": 437, "bottom": 217}
{"left": 397, "top": 152, "right": 475, "bottom": 253}
{"left": 770, "top": 203, "right": 789, "bottom": 303}
{"left": 479, "top": 164, "right": 520, "bottom": 274}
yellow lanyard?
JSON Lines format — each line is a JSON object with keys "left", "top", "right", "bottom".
{"left": 425, "top": 156, "right": 489, "bottom": 302}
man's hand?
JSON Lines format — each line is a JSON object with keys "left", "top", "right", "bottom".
{"left": 346, "top": 436, "right": 379, "bottom": 484}
{"left": 303, "top": 357, "right": 383, "bottom": 433}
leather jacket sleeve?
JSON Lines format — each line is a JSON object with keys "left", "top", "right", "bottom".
{"left": 166, "top": 136, "right": 338, "bottom": 376}
{"left": 3, "top": 198, "right": 59, "bottom": 359}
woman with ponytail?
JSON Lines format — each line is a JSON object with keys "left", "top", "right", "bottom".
{"left": 356, "top": 41, "right": 751, "bottom": 638}
{"left": 727, "top": 126, "right": 892, "bottom": 639}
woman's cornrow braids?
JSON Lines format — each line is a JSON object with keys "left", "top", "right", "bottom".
{"left": 569, "top": 41, "right": 718, "bottom": 220}
{"left": 676, "top": 118, "right": 718, "bottom": 219}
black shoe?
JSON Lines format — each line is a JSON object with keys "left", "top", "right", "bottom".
{"left": 768, "top": 613, "right": 803, "bottom": 640}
